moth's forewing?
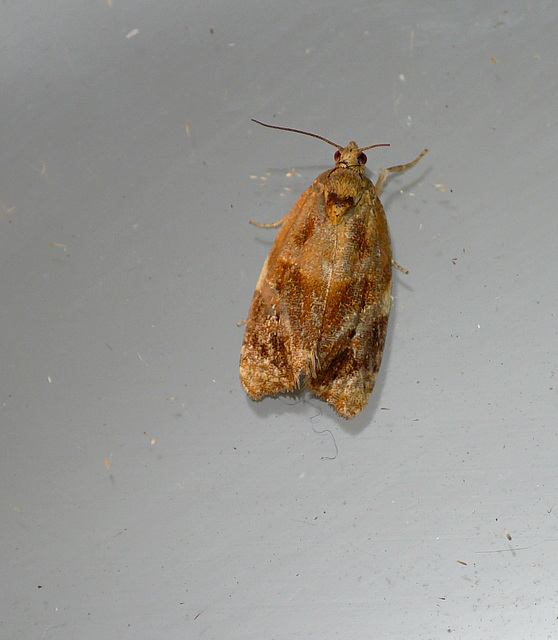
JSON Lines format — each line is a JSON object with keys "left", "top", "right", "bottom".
{"left": 239, "top": 184, "right": 318, "bottom": 399}
{"left": 303, "top": 170, "right": 392, "bottom": 418}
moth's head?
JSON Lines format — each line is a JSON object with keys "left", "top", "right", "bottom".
{"left": 334, "top": 142, "right": 369, "bottom": 169}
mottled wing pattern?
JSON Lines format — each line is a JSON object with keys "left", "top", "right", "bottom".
{"left": 239, "top": 183, "right": 325, "bottom": 398}
{"left": 304, "top": 170, "right": 392, "bottom": 418}
{"left": 240, "top": 165, "right": 392, "bottom": 419}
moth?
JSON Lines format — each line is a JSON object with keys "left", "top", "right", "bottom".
{"left": 240, "top": 119, "right": 427, "bottom": 419}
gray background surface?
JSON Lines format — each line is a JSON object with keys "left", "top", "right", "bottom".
{"left": 2, "top": 1, "right": 558, "bottom": 638}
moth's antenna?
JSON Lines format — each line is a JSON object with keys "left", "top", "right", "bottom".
{"left": 252, "top": 119, "right": 342, "bottom": 150}
{"left": 359, "top": 142, "right": 390, "bottom": 152}
{"left": 251, "top": 119, "right": 389, "bottom": 153}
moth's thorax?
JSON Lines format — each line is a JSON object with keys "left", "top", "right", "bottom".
{"left": 323, "top": 162, "right": 375, "bottom": 225}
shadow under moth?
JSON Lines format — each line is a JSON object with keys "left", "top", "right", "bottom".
{"left": 240, "top": 119, "right": 427, "bottom": 419}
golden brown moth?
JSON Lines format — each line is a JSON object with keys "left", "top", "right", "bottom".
{"left": 240, "top": 120, "right": 427, "bottom": 419}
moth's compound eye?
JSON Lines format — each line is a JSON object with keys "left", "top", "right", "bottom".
{"left": 358, "top": 152, "right": 367, "bottom": 165}
{"left": 334, "top": 150, "right": 341, "bottom": 162}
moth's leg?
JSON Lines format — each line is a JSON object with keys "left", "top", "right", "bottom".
{"left": 249, "top": 215, "right": 287, "bottom": 229}
{"left": 391, "top": 259, "right": 408, "bottom": 275}
{"left": 375, "top": 149, "right": 428, "bottom": 197}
